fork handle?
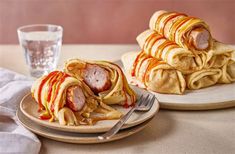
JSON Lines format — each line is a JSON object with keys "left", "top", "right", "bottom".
{"left": 98, "top": 106, "right": 136, "bottom": 140}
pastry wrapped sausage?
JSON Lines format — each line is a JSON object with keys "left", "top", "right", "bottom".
{"left": 31, "top": 71, "right": 122, "bottom": 126}
{"left": 186, "top": 69, "right": 222, "bottom": 90}
{"left": 137, "top": 29, "right": 205, "bottom": 74}
{"left": 64, "top": 59, "right": 136, "bottom": 107}
{"left": 149, "top": 10, "right": 212, "bottom": 52}
{"left": 122, "top": 51, "right": 186, "bottom": 94}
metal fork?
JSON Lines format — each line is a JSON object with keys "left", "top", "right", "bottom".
{"left": 98, "top": 94, "right": 156, "bottom": 140}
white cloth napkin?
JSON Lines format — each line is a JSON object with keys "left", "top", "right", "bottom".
{"left": 0, "top": 68, "right": 41, "bottom": 154}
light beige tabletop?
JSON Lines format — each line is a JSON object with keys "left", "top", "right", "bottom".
{"left": 1, "top": 45, "right": 235, "bottom": 154}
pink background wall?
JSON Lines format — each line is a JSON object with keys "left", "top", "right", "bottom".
{"left": 0, "top": 0, "right": 235, "bottom": 44}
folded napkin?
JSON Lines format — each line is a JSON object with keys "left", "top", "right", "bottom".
{"left": 0, "top": 68, "right": 41, "bottom": 154}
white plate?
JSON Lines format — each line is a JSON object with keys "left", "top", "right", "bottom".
{"left": 20, "top": 86, "right": 159, "bottom": 133}
{"left": 115, "top": 60, "right": 235, "bottom": 110}
{"left": 16, "top": 109, "right": 152, "bottom": 144}
{"left": 154, "top": 83, "right": 235, "bottom": 110}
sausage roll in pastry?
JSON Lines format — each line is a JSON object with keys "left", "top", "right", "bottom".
{"left": 122, "top": 51, "right": 186, "bottom": 94}
{"left": 149, "top": 10, "right": 212, "bottom": 52}
{"left": 137, "top": 29, "right": 205, "bottom": 74}
{"left": 64, "top": 59, "right": 136, "bottom": 107}
{"left": 31, "top": 71, "right": 122, "bottom": 126}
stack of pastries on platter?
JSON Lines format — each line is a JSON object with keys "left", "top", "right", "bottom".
{"left": 122, "top": 10, "right": 235, "bottom": 94}
{"left": 31, "top": 59, "right": 136, "bottom": 126}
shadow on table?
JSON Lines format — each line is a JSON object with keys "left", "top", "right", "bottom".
{"left": 39, "top": 110, "right": 175, "bottom": 153}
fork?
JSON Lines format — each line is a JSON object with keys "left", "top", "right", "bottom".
{"left": 98, "top": 94, "right": 156, "bottom": 140}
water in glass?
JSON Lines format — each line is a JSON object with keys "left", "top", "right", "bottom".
{"left": 20, "top": 31, "right": 62, "bottom": 78}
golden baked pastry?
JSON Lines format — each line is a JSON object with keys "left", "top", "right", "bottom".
{"left": 122, "top": 51, "right": 186, "bottom": 94}
{"left": 149, "top": 10, "right": 212, "bottom": 52}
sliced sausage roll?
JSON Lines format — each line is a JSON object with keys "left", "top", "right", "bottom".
{"left": 186, "top": 69, "right": 222, "bottom": 90}
{"left": 64, "top": 59, "right": 136, "bottom": 107}
{"left": 149, "top": 10, "right": 212, "bottom": 52}
{"left": 122, "top": 51, "right": 186, "bottom": 94}
{"left": 137, "top": 29, "right": 205, "bottom": 74}
{"left": 31, "top": 71, "right": 122, "bottom": 126}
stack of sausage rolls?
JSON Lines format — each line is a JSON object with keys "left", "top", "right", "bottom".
{"left": 31, "top": 60, "right": 136, "bottom": 126}
{"left": 122, "top": 10, "right": 235, "bottom": 94}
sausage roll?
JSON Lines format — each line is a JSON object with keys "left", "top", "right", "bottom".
{"left": 149, "top": 10, "right": 212, "bottom": 52}
{"left": 186, "top": 69, "right": 222, "bottom": 90}
{"left": 122, "top": 51, "right": 186, "bottom": 94}
{"left": 64, "top": 59, "right": 136, "bottom": 107}
{"left": 31, "top": 71, "right": 122, "bottom": 125}
{"left": 137, "top": 29, "right": 205, "bottom": 74}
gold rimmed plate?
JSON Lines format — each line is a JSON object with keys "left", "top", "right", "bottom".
{"left": 20, "top": 86, "right": 159, "bottom": 133}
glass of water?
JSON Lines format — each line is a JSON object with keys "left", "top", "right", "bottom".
{"left": 17, "top": 24, "right": 63, "bottom": 78}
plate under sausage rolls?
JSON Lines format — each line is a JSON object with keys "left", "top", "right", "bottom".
{"left": 186, "top": 69, "right": 222, "bottom": 90}
{"left": 149, "top": 10, "right": 212, "bottom": 52}
{"left": 64, "top": 59, "right": 136, "bottom": 107}
{"left": 122, "top": 51, "right": 186, "bottom": 94}
{"left": 136, "top": 29, "right": 205, "bottom": 74}
{"left": 31, "top": 71, "right": 122, "bottom": 126}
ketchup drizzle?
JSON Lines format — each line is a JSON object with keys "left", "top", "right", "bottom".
{"left": 160, "top": 13, "right": 186, "bottom": 35}
{"left": 131, "top": 52, "right": 145, "bottom": 77}
{"left": 50, "top": 73, "right": 70, "bottom": 112}
{"left": 172, "top": 17, "right": 192, "bottom": 42}
{"left": 156, "top": 41, "right": 176, "bottom": 58}
{"left": 46, "top": 72, "right": 62, "bottom": 102}
{"left": 37, "top": 71, "right": 59, "bottom": 111}
{"left": 155, "top": 12, "right": 172, "bottom": 31}
{"left": 148, "top": 35, "right": 165, "bottom": 57}
{"left": 145, "top": 60, "right": 165, "bottom": 84}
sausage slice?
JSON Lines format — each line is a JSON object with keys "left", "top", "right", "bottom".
{"left": 66, "top": 85, "right": 85, "bottom": 111}
{"left": 189, "top": 27, "right": 210, "bottom": 50}
{"left": 83, "top": 64, "right": 111, "bottom": 94}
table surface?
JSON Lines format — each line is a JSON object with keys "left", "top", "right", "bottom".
{"left": 0, "top": 45, "right": 235, "bottom": 154}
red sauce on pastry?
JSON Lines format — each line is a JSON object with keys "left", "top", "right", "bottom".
{"left": 143, "top": 33, "right": 164, "bottom": 57}
{"left": 145, "top": 61, "right": 165, "bottom": 85}
{"left": 37, "top": 71, "right": 59, "bottom": 111}
{"left": 156, "top": 41, "right": 176, "bottom": 58}
{"left": 160, "top": 13, "right": 186, "bottom": 35}
{"left": 47, "top": 72, "right": 63, "bottom": 102}
{"left": 172, "top": 17, "right": 192, "bottom": 42}
{"left": 136, "top": 54, "right": 150, "bottom": 79}
{"left": 50, "top": 73, "right": 70, "bottom": 112}
{"left": 131, "top": 51, "right": 146, "bottom": 76}
{"left": 155, "top": 12, "right": 172, "bottom": 30}
{"left": 144, "top": 33, "right": 156, "bottom": 54}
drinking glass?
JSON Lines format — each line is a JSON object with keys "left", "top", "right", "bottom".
{"left": 17, "top": 24, "right": 63, "bottom": 78}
